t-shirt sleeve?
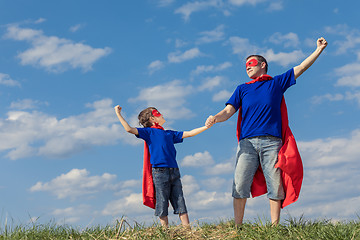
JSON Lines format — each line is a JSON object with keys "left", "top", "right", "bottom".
{"left": 274, "top": 68, "right": 296, "bottom": 92}
{"left": 225, "top": 85, "right": 241, "bottom": 111}
{"left": 135, "top": 128, "right": 150, "bottom": 142}
{"left": 171, "top": 130, "right": 184, "bottom": 144}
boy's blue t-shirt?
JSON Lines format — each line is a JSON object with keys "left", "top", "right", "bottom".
{"left": 226, "top": 68, "right": 296, "bottom": 140}
{"left": 136, "top": 128, "right": 183, "bottom": 168}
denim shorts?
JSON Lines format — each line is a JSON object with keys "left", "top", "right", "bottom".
{"left": 152, "top": 167, "right": 187, "bottom": 217}
{"left": 232, "top": 136, "right": 285, "bottom": 200}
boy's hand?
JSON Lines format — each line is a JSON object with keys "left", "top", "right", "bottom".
{"left": 205, "top": 115, "right": 215, "bottom": 128}
{"left": 114, "top": 105, "right": 122, "bottom": 115}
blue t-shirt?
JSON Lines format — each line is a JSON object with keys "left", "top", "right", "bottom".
{"left": 136, "top": 128, "right": 184, "bottom": 168}
{"left": 226, "top": 69, "right": 296, "bottom": 140}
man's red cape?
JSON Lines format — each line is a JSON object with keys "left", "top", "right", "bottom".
{"left": 142, "top": 124, "right": 164, "bottom": 209}
{"left": 237, "top": 75, "right": 303, "bottom": 208}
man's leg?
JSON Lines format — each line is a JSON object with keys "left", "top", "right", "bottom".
{"left": 233, "top": 197, "right": 247, "bottom": 226}
{"left": 259, "top": 137, "right": 284, "bottom": 226}
{"left": 232, "top": 139, "right": 259, "bottom": 227}
{"left": 159, "top": 216, "right": 169, "bottom": 227}
{"left": 269, "top": 199, "right": 281, "bottom": 225}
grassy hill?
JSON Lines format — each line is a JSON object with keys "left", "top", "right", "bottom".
{"left": 1, "top": 217, "right": 359, "bottom": 239}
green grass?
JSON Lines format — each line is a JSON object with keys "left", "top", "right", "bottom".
{"left": 0, "top": 217, "right": 359, "bottom": 239}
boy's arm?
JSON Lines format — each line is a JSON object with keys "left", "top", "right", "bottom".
{"left": 182, "top": 126, "right": 209, "bottom": 139}
{"left": 114, "top": 105, "right": 138, "bottom": 135}
{"left": 293, "top": 37, "right": 328, "bottom": 80}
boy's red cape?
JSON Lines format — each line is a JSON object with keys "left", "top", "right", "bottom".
{"left": 237, "top": 75, "right": 303, "bottom": 208}
{"left": 142, "top": 124, "right": 164, "bottom": 209}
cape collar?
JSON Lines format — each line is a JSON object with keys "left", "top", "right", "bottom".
{"left": 151, "top": 123, "right": 164, "bottom": 130}
{"left": 246, "top": 74, "right": 272, "bottom": 84}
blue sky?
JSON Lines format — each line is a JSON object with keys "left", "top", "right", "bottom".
{"left": 0, "top": 0, "right": 360, "bottom": 227}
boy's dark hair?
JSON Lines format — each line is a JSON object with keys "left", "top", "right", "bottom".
{"left": 138, "top": 107, "right": 156, "bottom": 127}
{"left": 246, "top": 55, "right": 268, "bottom": 73}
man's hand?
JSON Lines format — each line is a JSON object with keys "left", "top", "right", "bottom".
{"left": 317, "top": 37, "right": 328, "bottom": 51}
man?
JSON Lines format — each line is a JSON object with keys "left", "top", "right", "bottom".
{"left": 205, "top": 37, "right": 327, "bottom": 226}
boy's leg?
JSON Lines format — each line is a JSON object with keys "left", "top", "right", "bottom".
{"left": 269, "top": 199, "right": 281, "bottom": 225}
{"left": 169, "top": 168, "right": 189, "bottom": 227}
{"left": 233, "top": 198, "right": 247, "bottom": 226}
{"left": 152, "top": 168, "right": 171, "bottom": 226}
{"left": 179, "top": 213, "right": 190, "bottom": 227}
{"left": 159, "top": 216, "right": 169, "bottom": 227}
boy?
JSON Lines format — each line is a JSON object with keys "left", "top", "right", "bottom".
{"left": 115, "top": 105, "right": 209, "bottom": 227}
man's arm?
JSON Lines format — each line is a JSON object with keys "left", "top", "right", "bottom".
{"left": 205, "top": 104, "right": 237, "bottom": 128}
{"left": 293, "top": 37, "right": 328, "bottom": 80}
{"left": 114, "top": 105, "right": 138, "bottom": 135}
{"left": 182, "top": 126, "right": 209, "bottom": 138}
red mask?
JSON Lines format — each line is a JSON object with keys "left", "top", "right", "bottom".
{"left": 152, "top": 109, "right": 162, "bottom": 117}
{"left": 246, "top": 58, "right": 259, "bottom": 68}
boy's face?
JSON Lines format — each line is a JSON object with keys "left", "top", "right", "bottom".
{"left": 151, "top": 109, "right": 166, "bottom": 125}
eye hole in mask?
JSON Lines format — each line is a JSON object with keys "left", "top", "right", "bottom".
{"left": 246, "top": 59, "right": 259, "bottom": 67}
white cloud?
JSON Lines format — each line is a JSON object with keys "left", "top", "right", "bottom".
{"left": 182, "top": 175, "right": 232, "bottom": 211}
{"left": 102, "top": 193, "right": 145, "bottom": 215}
{"left": 229, "top": 36, "right": 304, "bottom": 67}
{"left": 148, "top": 60, "right": 165, "bottom": 74}
{"left": 344, "top": 91, "right": 360, "bottom": 105}
{"left": 229, "top": 37, "right": 259, "bottom": 57}
{"left": 10, "top": 99, "right": 49, "bottom": 110}
{"left": 228, "top": 0, "right": 266, "bottom": 6}
{"left": 182, "top": 175, "right": 201, "bottom": 195}
{"left": 298, "top": 129, "right": 360, "bottom": 167}
{"left": 175, "top": 38, "right": 188, "bottom": 48}
{"left": 4, "top": 24, "right": 111, "bottom": 72}
{"left": 69, "top": 23, "right": 85, "bottom": 33}
{"left": 198, "top": 76, "right": 225, "bottom": 91}
{"left": 212, "top": 89, "right": 232, "bottom": 102}
{"left": 267, "top": 1, "right": 283, "bottom": 11}
{"left": 181, "top": 151, "right": 215, "bottom": 167}
{"left": 186, "top": 190, "right": 232, "bottom": 210}
{"left": 30, "top": 169, "right": 118, "bottom": 200}
{"left": 264, "top": 49, "right": 305, "bottom": 67}
{"left": 0, "top": 98, "right": 136, "bottom": 160}
{"left": 205, "top": 161, "right": 234, "bottom": 175}
{"left": 0, "top": 73, "right": 21, "bottom": 87}
{"left": 200, "top": 177, "right": 230, "bottom": 191}
{"left": 34, "top": 18, "right": 46, "bottom": 24}
{"left": 129, "top": 80, "right": 194, "bottom": 120}
{"left": 156, "top": 0, "right": 175, "bottom": 7}
{"left": 52, "top": 204, "right": 92, "bottom": 224}
{"left": 311, "top": 93, "right": 345, "bottom": 104}
{"left": 168, "top": 48, "right": 202, "bottom": 63}
{"left": 268, "top": 32, "right": 300, "bottom": 48}
{"left": 325, "top": 24, "right": 360, "bottom": 55}
{"left": 191, "top": 62, "right": 232, "bottom": 75}
{"left": 196, "top": 25, "right": 225, "bottom": 44}
{"left": 335, "top": 63, "right": 360, "bottom": 87}
{"left": 298, "top": 196, "right": 360, "bottom": 220}
{"left": 312, "top": 91, "right": 360, "bottom": 106}
{"left": 174, "top": 0, "right": 222, "bottom": 21}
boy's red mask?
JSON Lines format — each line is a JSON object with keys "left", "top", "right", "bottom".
{"left": 152, "top": 109, "right": 162, "bottom": 117}
{"left": 246, "top": 59, "right": 259, "bottom": 68}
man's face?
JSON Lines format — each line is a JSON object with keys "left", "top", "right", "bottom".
{"left": 246, "top": 57, "right": 264, "bottom": 79}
